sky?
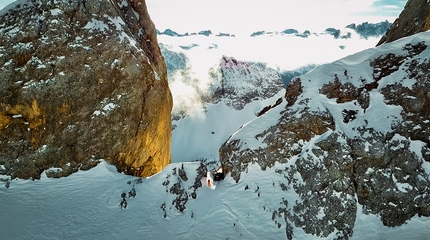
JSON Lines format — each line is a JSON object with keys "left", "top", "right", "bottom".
{"left": 145, "top": 0, "right": 407, "bottom": 34}
{"left": 1, "top": 0, "right": 406, "bottom": 34}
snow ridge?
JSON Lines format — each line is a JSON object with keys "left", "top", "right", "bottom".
{"left": 219, "top": 31, "right": 430, "bottom": 238}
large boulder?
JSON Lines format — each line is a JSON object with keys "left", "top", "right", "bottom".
{"left": 377, "top": 0, "right": 430, "bottom": 46}
{"left": 0, "top": 0, "right": 172, "bottom": 179}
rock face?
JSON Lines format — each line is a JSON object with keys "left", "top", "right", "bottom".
{"left": 159, "top": 43, "right": 188, "bottom": 76}
{"left": 346, "top": 21, "right": 391, "bottom": 39}
{"left": 219, "top": 32, "right": 430, "bottom": 238}
{"left": 209, "top": 56, "right": 284, "bottom": 110}
{"left": 377, "top": 0, "right": 430, "bottom": 46}
{"left": 0, "top": 0, "right": 172, "bottom": 179}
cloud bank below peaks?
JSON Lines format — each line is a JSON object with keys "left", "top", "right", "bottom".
{"left": 146, "top": 0, "right": 404, "bottom": 35}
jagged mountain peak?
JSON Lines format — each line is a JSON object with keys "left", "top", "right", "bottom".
{"left": 207, "top": 56, "right": 284, "bottom": 111}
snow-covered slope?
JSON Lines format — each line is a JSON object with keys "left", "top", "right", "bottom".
{"left": 169, "top": 55, "right": 284, "bottom": 162}
{"left": 2, "top": 30, "right": 430, "bottom": 240}
{"left": 219, "top": 31, "right": 430, "bottom": 238}
{"left": 162, "top": 28, "right": 383, "bottom": 163}
{"left": 1, "top": 160, "right": 429, "bottom": 240}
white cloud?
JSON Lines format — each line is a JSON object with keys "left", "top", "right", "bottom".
{"left": 147, "top": 0, "right": 402, "bottom": 35}
{"left": 380, "top": 5, "right": 401, "bottom": 9}
{"left": 0, "top": 0, "right": 403, "bottom": 35}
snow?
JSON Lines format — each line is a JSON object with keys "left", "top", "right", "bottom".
{"left": 92, "top": 99, "right": 118, "bottom": 118}
{"left": 353, "top": 204, "right": 430, "bottom": 240}
{"left": 105, "top": 14, "right": 139, "bottom": 47}
{"left": 392, "top": 174, "right": 412, "bottom": 193}
{"left": 364, "top": 141, "right": 371, "bottom": 152}
{"left": 38, "top": 145, "right": 47, "bottom": 153}
{"left": 102, "top": 103, "right": 116, "bottom": 112}
{"left": 14, "top": 42, "right": 32, "bottom": 50}
{"left": 119, "top": 0, "right": 128, "bottom": 8}
{"left": 1, "top": 160, "right": 428, "bottom": 239}
{"left": 171, "top": 94, "right": 283, "bottom": 162}
{"left": 1, "top": 2, "right": 430, "bottom": 238}
{"left": 45, "top": 167, "right": 63, "bottom": 174}
{"left": 0, "top": 0, "right": 29, "bottom": 16}
{"left": 84, "top": 18, "right": 109, "bottom": 32}
{"left": 92, "top": 110, "right": 101, "bottom": 117}
{"left": 168, "top": 30, "right": 388, "bottom": 163}
{"left": 365, "top": 168, "right": 375, "bottom": 175}
{"left": 227, "top": 97, "right": 288, "bottom": 150}
{"left": 409, "top": 138, "right": 430, "bottom": 175}
{"left": 317, "top": 207, "right": 326, "bottom": 220}
{"left": 3, "top": 59, "right": 13, "bottom": 66}
{"left": 170, "top": 31, "right": 430, "bottom": 239}
{"left": 154, "top": 70, "right": 161, "bottom": 80}
{"left": 282, "top": 32, "right": 430, "bottom": 139}
{"left": 365, "top": 92, "right": 403, "bottom": 134}
{"left": 107, "top": 15, "right": 123, "bottom": 31}
{"left": 111, "top": 59, "right": 120, "bottom": 68}
{"left": 50, "top": 8, "right": 62, "bottom": 16}
{"left": 4, "top": 26, "right": 20, "bottom": 37}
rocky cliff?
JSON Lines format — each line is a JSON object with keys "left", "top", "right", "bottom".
{"left": 219, "top": 30, "right": 430, "bottom": 240}
{"left": 208, "top": 56, "right": 284, "bottom": 111}
{"left": 0, "top": 0, "right": 172, "bottom": 179}
{"left": 346, "top": 21, "right": 391, "bottom": 39}
{"left": 377, "top": 0, "right": 430, "bottom": 46}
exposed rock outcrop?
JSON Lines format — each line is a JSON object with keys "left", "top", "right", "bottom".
{"left": 346, "top": 21, "right": 391, "bottom": 39}
{"left": 0, "top": 0, "right": 172, "bottom": 179}
{"left": 209, "top": 56, "right": 284, "bottom": 110}
{"left": 159, "top": 43, "right": 188, "bottom": 76}
{"left": 219, "top": 32, "right": 430, "bottom": 238}
{"left": 377, "top": 0, "right": 430, "bottom": 46}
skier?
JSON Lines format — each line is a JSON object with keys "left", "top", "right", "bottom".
{"left": 119, "top": 192, "right": 127, "bottom": 209}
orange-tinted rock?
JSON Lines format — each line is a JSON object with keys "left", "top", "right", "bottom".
{"left": 0, "top": 0, "right": 172, "bottom": 179}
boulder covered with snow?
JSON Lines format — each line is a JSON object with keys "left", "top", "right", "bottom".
{"left": 219, "top": 31, "right": 430, "bottom": 238}
{"left": 377, "top": 0, "right": 430, "bottom": 46}
{"left": 0, "top": 0, "right": 172, "bottom": 179}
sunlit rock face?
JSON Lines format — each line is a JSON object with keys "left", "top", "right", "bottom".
{"left": 0, "top": 0, "right": 172, "bottom": 179}
{"left": 219, "top": 32, "right": 430, "bottom": 238}
{"left": 377, "top": 0, "right": 430, "bottom": 46}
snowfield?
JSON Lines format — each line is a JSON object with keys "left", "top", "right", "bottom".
{"left": 1, "top": 160, "right": 429, "bottom": 239}
{"left": 167, "top": 28, "right": 384, "bottom": 163}
{"left": 2, "top": 3, "right": 430, "bottom": 237}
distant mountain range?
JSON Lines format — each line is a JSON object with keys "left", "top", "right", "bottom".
{"left": 250, "top": 20, "right": 391, "bottom": 39}
{"left": 157, "top": 20, "right": 391, "bottom": 39}
{"left": 156, "top": 29, "right": 235, "bottom": 37}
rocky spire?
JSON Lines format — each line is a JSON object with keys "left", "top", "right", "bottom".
{"left": 0, "top": 0, "right": 172, "bottom": 179}
{"left": 377, "top": 0, "right": 430, "bottom": 46}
